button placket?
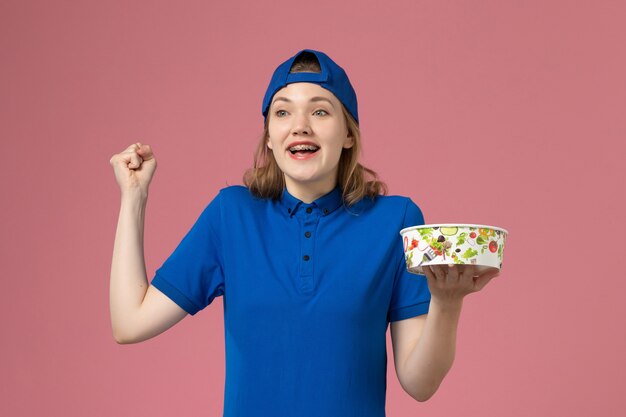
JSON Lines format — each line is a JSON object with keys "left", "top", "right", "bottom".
{"left": 299, "top": 204, "right": 318, "bottom": 290}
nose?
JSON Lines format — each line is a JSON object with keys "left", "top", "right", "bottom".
{"left": 291, "top": 112, "right": 311, "bottom": 135}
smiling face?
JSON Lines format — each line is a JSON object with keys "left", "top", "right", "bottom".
{"left": 266, "top": 82, "right": 354, "bottom": 202}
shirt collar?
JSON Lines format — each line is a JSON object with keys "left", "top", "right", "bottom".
{"left": 280, "top": 186, "right": 344, "bottom": 217}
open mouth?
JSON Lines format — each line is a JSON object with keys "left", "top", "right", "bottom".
{"left": 288, "top": 144, "right": 320, "bottom": 156}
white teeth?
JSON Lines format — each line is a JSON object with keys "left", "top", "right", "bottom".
{"left": 289, "top": 144, "right": 319, "bottom": 152}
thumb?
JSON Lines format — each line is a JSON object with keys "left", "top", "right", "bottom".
{"left": 473, "top": 268, "right": 500, "bottom": 292}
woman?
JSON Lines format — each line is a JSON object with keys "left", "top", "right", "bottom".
{"left": 109, "top": 49, "right": 499, "bottom": 417}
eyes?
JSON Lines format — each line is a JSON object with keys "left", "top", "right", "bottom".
{"left": 274, "top": 109, "right": 329, "bottom": 118}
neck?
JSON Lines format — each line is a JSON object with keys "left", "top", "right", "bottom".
{"left": 285, "top": 178, "right": 337, "bottom": 204}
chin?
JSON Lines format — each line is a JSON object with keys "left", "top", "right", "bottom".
{"left": 283, "top": 167, "right": 317, "bottom": 180}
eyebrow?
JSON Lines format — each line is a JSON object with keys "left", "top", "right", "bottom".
{"left": 272, "top": 96, "right": 335, "bottom": 109}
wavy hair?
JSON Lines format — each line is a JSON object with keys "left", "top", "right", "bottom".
{"left": 243, "top": 52, "right": 387, "bottom": 207}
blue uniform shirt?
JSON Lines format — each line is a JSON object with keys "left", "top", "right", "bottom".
{"left": 151, "top": 185, "right": 430, "bottom": 417}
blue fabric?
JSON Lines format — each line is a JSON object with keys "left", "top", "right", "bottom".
{"left": 151, "top": 185, "right": 430, "bottom": 417}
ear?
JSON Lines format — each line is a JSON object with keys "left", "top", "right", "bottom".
{"left": 343, "top": 133, "right": 354, "bottom": 149}
{"left": 267, "top": 139, "right": 273, "bottom": 150}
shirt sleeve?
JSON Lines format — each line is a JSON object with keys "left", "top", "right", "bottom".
{"left": 150, "top": 192, "right": 225, "bottom": 316}
{"left": 388, "top": 198, "right": 431, "bottom": 322}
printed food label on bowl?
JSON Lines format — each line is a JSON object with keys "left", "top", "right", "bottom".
{"left": 402, "top": 225, "right": 507, "bottom": 274}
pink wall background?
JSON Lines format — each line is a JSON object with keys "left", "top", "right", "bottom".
{"left": 1, "top": 1, "right": 624, "bottom": 416}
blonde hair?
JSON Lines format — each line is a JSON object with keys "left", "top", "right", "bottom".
{"left": 243, "top": 53, "right": 387, "bottom": 207}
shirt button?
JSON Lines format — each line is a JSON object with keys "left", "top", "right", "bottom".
{"left": 303, "top": 255, "right": 310, "bottom": 261}
{"left": 323, "top": 208, "right": 329, "bottom": 214}
{"left": 304, "top": 231, "right": 311, "bottom": 238}
{"left": 306, "top": 207, "right": 312, "bottom": 214}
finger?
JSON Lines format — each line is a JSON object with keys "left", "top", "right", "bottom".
{"left": 136, "top": 144, "right": 154, "bottom": 160}
{"left": 429, "top": 265, "right": 447, "bottom": 280}
{"left": 110, "top": 150, "right": 138, "bottom": 168}
{"left": 459, "top": 264, "right": 478, "bottom": 290}
{"left": 460, "top": 264, "right": 477, "bottom": 279}
{"left": 124, "top": 143, "right": 140, "bottom": 152}
{"left": 421, "top": 266, "right": 436, "bottom": 284}
{"left": 473, "top": 268, "right": 500, "bottom": 292}
{"left": 446, "top": 263, "right": 460, "bottom": 282}
{"left": 124, "top": 149, "right": 143, "bottom": 169}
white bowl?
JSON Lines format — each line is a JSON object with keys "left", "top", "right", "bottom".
{"left": 399, "top": 224, "right": 508, "bottom": 276}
